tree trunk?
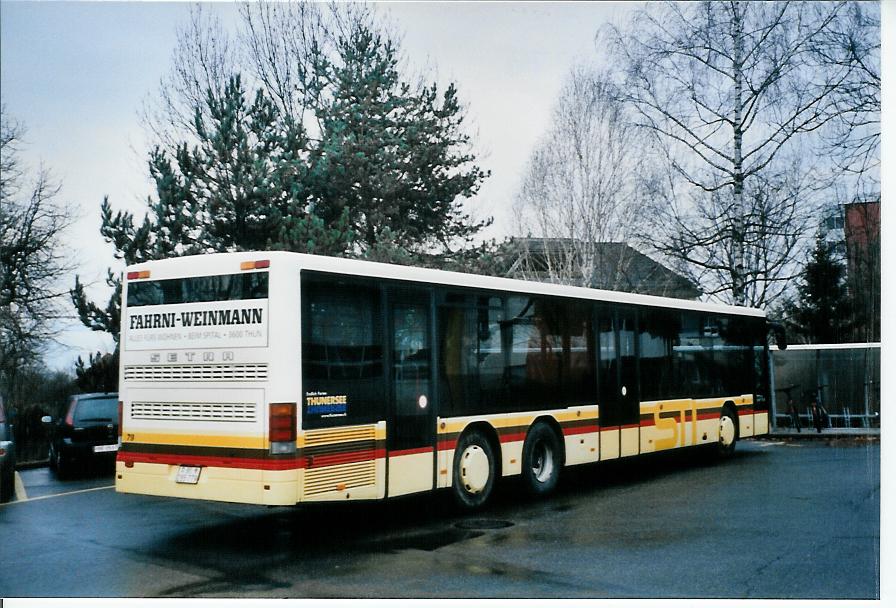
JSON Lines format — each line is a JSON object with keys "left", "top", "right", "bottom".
{"left": 732, "top": 2, "right": 746, "bottom": 306}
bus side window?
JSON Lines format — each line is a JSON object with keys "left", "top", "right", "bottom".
{"left": 438, "top": 293, "right": 505, "bottom": 416}
{"left": 301, "top": 279, "right": 385, "bottom": 428}
{"left": 638, "top": 308, "right": 678, "bottom": 402}
{"left": 715, "top": 315, "right": 753, "bottom": 397}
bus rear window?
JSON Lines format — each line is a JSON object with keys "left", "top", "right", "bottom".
{"left": 127, "top": 272, "right": 268, "bottom": 307}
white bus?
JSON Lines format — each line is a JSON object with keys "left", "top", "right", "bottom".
{"left": 116, "top": 251, "right": 774, "bottom": 508}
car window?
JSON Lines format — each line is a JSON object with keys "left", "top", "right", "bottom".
{"left": 74, "top": 397, "right": 118, "bottom": 424}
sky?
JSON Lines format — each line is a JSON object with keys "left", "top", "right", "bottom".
{"left": 1, "top": 1, "right": 889, "bottom": 373}
{"left": 1, "top": 0, "right": 638, "bottom": 372}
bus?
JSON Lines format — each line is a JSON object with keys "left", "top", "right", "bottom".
{"left": 116, "top": 251, "right": 776, "bottom": 509}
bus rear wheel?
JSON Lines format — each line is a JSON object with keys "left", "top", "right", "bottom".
{"left": 718, "top": 405, "right": 739, "bottom": 458}
{"left": 522, "top": 422, "right": 562, "bottom": 496}
{"left": 452, "top": 428, "right": 496, "bottom": 510}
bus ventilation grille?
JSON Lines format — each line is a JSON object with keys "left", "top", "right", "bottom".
{"left": 303, "top": 425, "right": 378, "bottom": 497}
{"left": 123, "top": 364, "right": 268, "bottom": 382}
{"left": 131, "top": 401, "right": 257, "bottom": 423}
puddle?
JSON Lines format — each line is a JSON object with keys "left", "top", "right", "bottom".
{"left": 371, "top": 528, "right": 484, "bottom": 552}
{"left": 454, "top": 519, "right": 515, "bottom": 531}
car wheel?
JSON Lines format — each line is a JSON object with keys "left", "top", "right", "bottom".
{"left": 452, "top": 427, "right": 497, "bottom": 510}
{"left": 48, "top": 444, "right": 57, "bottom": 471}
{"left": 521, "top": 421, "right": 563, "bottom": 497}
{"left": 54, "top": 445, "right": 69, "bottom": 479}
{"left": 718, "top": 405, "right": 739, "bottom": 458}
{"left": 0, "top": 466, "right": 14, "bottom": 503}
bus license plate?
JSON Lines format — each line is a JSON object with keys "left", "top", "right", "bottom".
{"left": 93, "top": 444, "right": 118, "bottom": 453}
{"left": 176, "top": 466, "right": 202, "bottom": 484}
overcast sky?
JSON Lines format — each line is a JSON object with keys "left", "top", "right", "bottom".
{"left": 2, "top": 1, "right": 890, "bottom": 373}
{"left": 1, "top": 1, "right": 640, "bottom": 371}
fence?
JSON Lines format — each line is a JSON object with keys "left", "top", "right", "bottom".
{"left": 770, "top": 343, "right": 880, "bottom": 429}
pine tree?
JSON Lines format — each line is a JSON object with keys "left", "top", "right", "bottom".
{"left": 308, "top": 23, "right": 490, "bottom": 260}
{"left": 784, "top": 237, "right": 853, "bottom": 344}
{"left": 73, "top": 11, "right": 492, "bottom": 380}
{"left": 74, "top": 351, "right": 118, "bottom": 393}
{"left": 72, "top": 76, "right": 352, "bottom": 348}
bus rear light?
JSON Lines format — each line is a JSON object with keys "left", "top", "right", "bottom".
{"left": 269, "top": 402, "right": 296, "bottom": 444}
{"left": 118, "top": 401, "right": 123, "bottom": 439}
{"left": 240, "top": 260, "right": 270, "bottom": 271}
{"left": 126, "top": 270, "right": 151, "bottom": 280}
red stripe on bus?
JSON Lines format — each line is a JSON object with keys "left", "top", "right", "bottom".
{"left": 499, "top": 432, "right": 527, "bottom": 443}
{"left": 120, "top": 448, "right": 387, "bottom": 471}
{"left": 436, "top": 439, "right": 456, "bottom": 451}
{"left": 388, "top": 446, "right": 434, "bottom": 457}
{"left": 562, "top": 425, "right": 599, "bottom": 436}
{"left": 119, "top": 451, "right": 302, "bottom": 470}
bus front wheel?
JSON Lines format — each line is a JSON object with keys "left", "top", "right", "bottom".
{"left": 718, "top": 405, "right": 739, "bottom": 458}
{"left": 452, "top": 428, "right": 496, "bottom": 510}
{"left": 521, "top": 422, "right": 562, "bottom": 496}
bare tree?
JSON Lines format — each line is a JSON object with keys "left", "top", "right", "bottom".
{"left": 0, "top": 107, "right": 75, "bottom": 400}
{"left": 812, "top": 2, "right": 880, "bottom": 199}
{"left": 609, "top": 1, "right": 864, "bottom": 306}
{"left": 641, "top": 154, "right": 815, "bottom": 306}
{"left": 142, "top": 2, "right": 385, "bottom": 150}
{"left": 512, "top": 67, "right": 645, "bottom": 290}
{"left": 140, "top": 4, "right": 237, "bottom": 152}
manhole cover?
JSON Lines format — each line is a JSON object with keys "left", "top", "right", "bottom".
{"left": 454, "top": 518, "right": 514, "bottom": 530}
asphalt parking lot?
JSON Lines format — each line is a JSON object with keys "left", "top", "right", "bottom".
{"left": 1, "top": 438, "right": 880, "bottom": 599}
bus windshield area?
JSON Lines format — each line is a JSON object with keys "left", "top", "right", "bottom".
{"left": 127, "top": 272, "right": 268, "bottom": 307}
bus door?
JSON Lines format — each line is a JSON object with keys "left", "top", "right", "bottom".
{"left": 597, "top": 306, "right": 640, "bottom": 459}
{"left": 386, "top": 286, "right": 436, "bottom": 497}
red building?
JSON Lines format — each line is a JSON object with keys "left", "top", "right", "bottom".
{"left": 843, "top": 199, "right": 880, "bottom": 342}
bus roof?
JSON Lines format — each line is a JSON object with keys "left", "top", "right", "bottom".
{"left": 125, "top": 251, "right": 766, "bottom": 319}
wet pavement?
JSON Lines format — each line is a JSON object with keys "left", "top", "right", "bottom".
{"left": 13, "top": 464, "right": 113, "bottom": 500}
{"left": 0, "top": 438, "right": 880, "bottom": 599}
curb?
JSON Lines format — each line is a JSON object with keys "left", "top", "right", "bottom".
{"left": 768, "top": 432, "right": 879, "bottom": 441}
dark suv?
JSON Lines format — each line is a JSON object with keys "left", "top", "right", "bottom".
{"left": 44, "top": 393, "right": 119, "bottom": 478}
{"left": 1, "top": 397, "right": 16, "bottom": 502}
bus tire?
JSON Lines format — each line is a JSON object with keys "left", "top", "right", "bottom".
{"left": 718, "top": 405, "right": 739, "bottom": 458}
{"left": 452, "top": 427, "right": 496, "bottom": 510}
{"left": 521, "top": 421, "right": 562, "bottom": 497}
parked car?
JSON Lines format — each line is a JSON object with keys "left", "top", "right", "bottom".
{"left": 43, "top": 393, "right": 119, "bottom": 478}
{"left": 0, "top": 397, "right": 16, "bottom": 502}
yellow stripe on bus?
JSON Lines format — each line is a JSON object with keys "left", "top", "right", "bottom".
{"left": 438, "top": 406, "right": 600, "bottom": 435}
{"left": 639, "top": 394, "right": 753, "bottom": 414}
{"left": 122, "top": 431, "right": 267, "bottom": 449}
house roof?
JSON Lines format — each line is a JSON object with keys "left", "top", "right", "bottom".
{"left": 502, "top": 238, "right": 702, "bottom": 300}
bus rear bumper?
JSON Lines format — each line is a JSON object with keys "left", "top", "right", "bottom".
{"left": 115, "top": 461, "right": 298, "bottom": 506}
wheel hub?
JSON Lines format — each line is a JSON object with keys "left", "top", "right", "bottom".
{"left": 532, "top": 441, "right": 555, "bottom": 482}
{"left": 460, "top": 445, "right": 490, "bottom": 494}
{"left": 720, "top": 415, "right": 736, "bottom": 447}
